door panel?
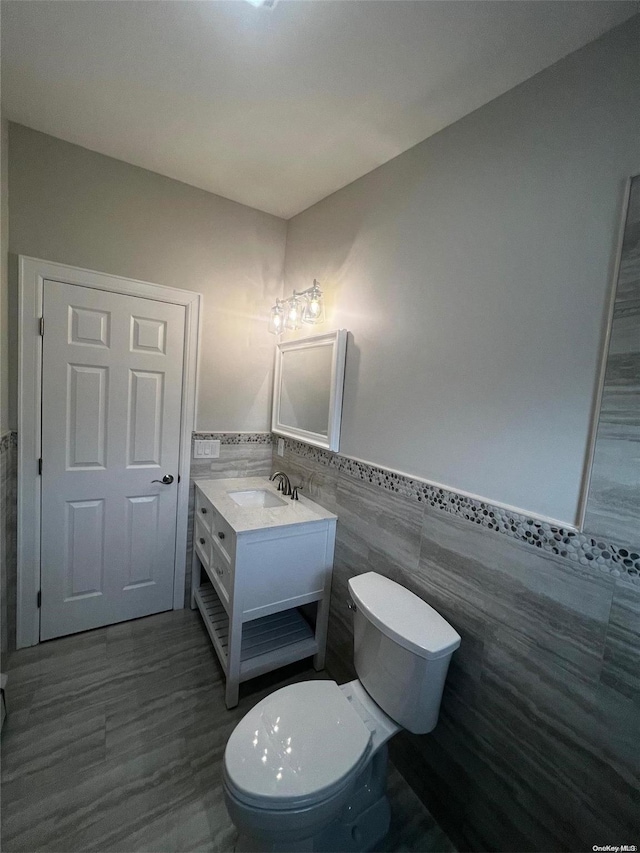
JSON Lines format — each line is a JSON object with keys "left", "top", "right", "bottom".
{"left": 67, "top": 364, "right": 109, "bottom": 468}
{"left": 70, "top": 306, "right": 111, "bottom": 347}
{"left": 40, "top": 280, "right": 186, "bottom": 640}
{"left": 124, "top": 495, "right": 160, "bottom": 588}
{"left": 65, "top": 499, "right": 105, "bottom": 599}
{"left": 131, "top": 316, "right": 166, "bottom": 353}
{"left": 128, "top": 370, "right": 164, "bottom": 466}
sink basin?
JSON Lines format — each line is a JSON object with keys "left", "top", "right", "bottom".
{"left": 228, "top": 489, "right": 287, "bottom": 508}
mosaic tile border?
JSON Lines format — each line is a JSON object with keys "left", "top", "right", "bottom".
{"left": 277, "top": 436, "right": 640, "bottom": 584}
{"left": 192, "top": 432, "right": 272, "bottom": 445}
{"left": 0, "top": 431, "right": 17, "bottom": 455}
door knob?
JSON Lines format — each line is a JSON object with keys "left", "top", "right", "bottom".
{"left": 151, "top": 474, "right": 174, "bottom": 485}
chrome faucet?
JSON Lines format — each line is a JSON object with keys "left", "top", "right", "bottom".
{"left": 270, "top": 471, "right": 292, "bottom": 496}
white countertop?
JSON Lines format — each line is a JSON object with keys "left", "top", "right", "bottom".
{"left": 195, "top": 477, "right": 337, "bottom": 534}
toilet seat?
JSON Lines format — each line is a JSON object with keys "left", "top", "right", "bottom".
{"left": 224, "top": 680, "right": 372, "bottom": 811}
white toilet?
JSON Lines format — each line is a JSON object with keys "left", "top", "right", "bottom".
{"left": 223, "top": 571, "right": 461, "bottom": 852}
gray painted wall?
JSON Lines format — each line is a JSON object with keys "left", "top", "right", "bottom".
{"left": 283, "top": 16, "right": 640, "bottom": 525}
{"left": 7, "top": 123, "right": 287, "bottom": 432}
{"left": 275, "top": 21, "right": 640, "bottom": 850}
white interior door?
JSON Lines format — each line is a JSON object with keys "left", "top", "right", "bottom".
{"left": 40, "top": 280, "right": 186, "bottom": 640}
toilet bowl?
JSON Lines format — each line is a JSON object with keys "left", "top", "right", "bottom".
{"left": 223, "top": 572, "right": 461, "bottom": 852}
{"left": 224, "top": 677, "right": 399, "bottom": 852}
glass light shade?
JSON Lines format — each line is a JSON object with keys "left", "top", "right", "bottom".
{"left": 302, "top": 283, "right": 325, "bottom": 324}
{"left": 285, "top": 296, "right": 304, "bottom": 330}
{"left": 268, "top": 302, "right": 285, "bottom": 335}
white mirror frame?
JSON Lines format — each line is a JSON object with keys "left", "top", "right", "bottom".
{"left": 272, "top": 329, "right": 348, "bottom": 452}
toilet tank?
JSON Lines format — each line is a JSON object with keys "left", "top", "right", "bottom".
{"left": 348, "top": 573, "right": 461, "bottom": 734}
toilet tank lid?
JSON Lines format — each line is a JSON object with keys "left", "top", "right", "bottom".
{"left": 348, "top": 573, "right": 461, "bottom": 660}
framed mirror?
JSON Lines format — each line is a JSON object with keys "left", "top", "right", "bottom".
{"left": 272, "top": 330, "right": 348, "bottom": 452}
{"left": 580, "top": 173, "right": 639, "bottom": 549}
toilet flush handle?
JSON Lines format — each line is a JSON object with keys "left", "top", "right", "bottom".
{"left": 347, "top": 598, "right": 357, "bottom": 612}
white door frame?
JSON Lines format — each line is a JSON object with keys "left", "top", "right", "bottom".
{"left": 17, "top": 256, "right": 201, "bottom": 649}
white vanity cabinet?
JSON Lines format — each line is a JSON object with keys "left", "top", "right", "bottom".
{"left": 190, "top": 477, "right": 337, "bottom": 708}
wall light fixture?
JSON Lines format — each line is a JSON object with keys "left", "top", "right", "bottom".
{"left": 244, "top": 0, "right": 278, "bottom": 8}
{"left": 268, "top": 280, "right": 325, "bottom": 335}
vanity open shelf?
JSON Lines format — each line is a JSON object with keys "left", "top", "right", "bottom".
{"left": 191, "top": 477, "right": 337, "bottom": 707}
{"left": 194, "top": 582, "right": 317, "bottom": 682}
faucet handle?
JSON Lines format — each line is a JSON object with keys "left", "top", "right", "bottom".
{"left": 291, "top": 485, "right": 303, "bottom": 501}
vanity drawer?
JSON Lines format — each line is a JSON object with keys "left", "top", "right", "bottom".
{"left": 194, "top": 518, "right": 211, "bottom": 568}
{"left": 196, "top": 491, "right": 213, "bottom": 532}
{"left": 210, "top": 509, "right": 235, "bottom": 563}
{"left": 210, "top": 547, "right": 232, "bottom": 602}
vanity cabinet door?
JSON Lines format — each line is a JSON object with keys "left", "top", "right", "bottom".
{"left": 235, "top": 525, "right": 329, "bottom": 618}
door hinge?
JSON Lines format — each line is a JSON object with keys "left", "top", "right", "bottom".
{"left": 39, "top": 317, "right": 44, "bottom": 336}
{"left": 38, "top": 458, "right": 43, "bottom": 476}
{"left": 37, "top": 591, "right": 42, "bottom": 608}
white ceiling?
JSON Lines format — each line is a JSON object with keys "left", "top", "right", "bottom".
{"left": 2, "top": 1, "right": 637, "bottom": 219}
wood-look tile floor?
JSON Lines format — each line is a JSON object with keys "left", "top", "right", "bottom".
{"left": 1, "top": 609, "right": 455, "bottom": 853}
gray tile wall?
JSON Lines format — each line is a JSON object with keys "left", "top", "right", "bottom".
{"left": 273, "top": 439, "right": 640, "bottom": 852}
{"left": 186, "top": 433, "right": 272, "bottom": 605}
{"left": 1, "top": 431, "right": 18, "bottom": 660}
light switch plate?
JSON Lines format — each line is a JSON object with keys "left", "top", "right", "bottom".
{"left": 277, "top": 438, "right": 284, "bottom": 457}
{"left": 194, "top": 439, "right": 221, "bottom": 459}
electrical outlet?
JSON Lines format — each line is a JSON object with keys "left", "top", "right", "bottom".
{"left": 277, "top": 438, "right": 284, "bottom": 457}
